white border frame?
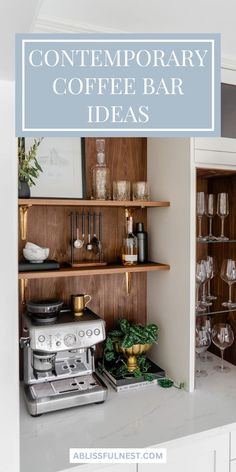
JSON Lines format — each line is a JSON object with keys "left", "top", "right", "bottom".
{"left": 21, "top": 38, "right": 216, "bottom": 133}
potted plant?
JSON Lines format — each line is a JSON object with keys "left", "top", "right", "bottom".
{"left": 103, "top": 319, "right": 159, "bottom": 380}
{"left": 18, "top": 137, "right": 43, "bottom": 198}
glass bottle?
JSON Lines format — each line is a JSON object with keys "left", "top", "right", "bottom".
{"left": 135, "top": 222, "right": 148, "bottom": 263}
{"left": 122, "top": 212, "right": 138, "bottom": 266}
{"left": 92, "top": 139, "right": 111, "bottom": 200}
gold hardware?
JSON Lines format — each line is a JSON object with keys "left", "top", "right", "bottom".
{"left": 20, "top": 278, "right": 28, "bottom": 304}
{"left": 125, "top": 272, "right": 131, "bottom": 295}
{"left": 19, "top": 205, "right": 31, "bottom": 240}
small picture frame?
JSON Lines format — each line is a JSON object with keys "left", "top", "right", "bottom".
{"left": 25, "top": 137, "right": 86, "bottom": 199}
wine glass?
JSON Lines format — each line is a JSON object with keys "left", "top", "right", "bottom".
{"left": 201, "top": 258, "right": 213, "bottom": 307}
{"left": 199, "top": 317, "right": 213, "bottom": 362}
{"left": 220, "top": 259, "right": 236, "bottom": 308}
{"left": 196, "top": 192, "right": 207, "bottom": 241}
{"left": 206, "top": 256, "right": 218, "bottom": 301}
{"left": 196, "top": 261, "right": 207, "bottom": 313}
{"left": 211, "top": 323, "right": 234, "bottom": 373}
{"left": 217, "top": 193, "right": 229, "bottom": 241}
{"left": 205, "top": 194, "right": 217, "bottom": 240}
{"left": 195, "top": 326, "right": 211, "bottom": 377}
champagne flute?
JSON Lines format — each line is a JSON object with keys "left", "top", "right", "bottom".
{"left": 195, "top": 326, "right": 211, "bottom": 377}
{"left": 196, "top": 192, "right": 207, "bottom": 241}
{"left": 201, "top": 258, "right": 213, "bottom": 307}
{"left": 220, "top": 259, "right": 236, "bottom": 308}
{"left": 217, "top": 193, "right": 229, "bottom": 241}
{"left": 206, "top": 256, "right": 217, "bottom": 301}
{"left": 205, "top": 194, "right": 217, "bottom": 240}
{"left": 212, "top": 323, "right": 234, "bottom": 373}
{"left": 196, "top": 261, "right": 207, "bottom": 313}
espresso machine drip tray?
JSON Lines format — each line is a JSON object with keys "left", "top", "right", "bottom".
{"left": 25, "top": 373, "right": 107, "bottom": 416}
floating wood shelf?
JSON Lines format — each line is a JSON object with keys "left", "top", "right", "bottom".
{"left": 18, "top": 198, "right": 170, "bottom": 208}
{"left": 18, "top": 262, "right": 170, "bottom": 280}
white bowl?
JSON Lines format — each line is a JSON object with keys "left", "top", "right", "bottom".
{"left": 23, "top": 247, "right": 49, "bottom": 263}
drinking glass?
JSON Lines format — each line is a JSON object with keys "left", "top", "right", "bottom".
{"left": 195, "top": 326, "right": 211, "bottom": 377}
{"left": 220, "top": 259, "right": 236, "bottom": 308}
{"left": 113, "top": 181, "right": 131, "bottom": 200}
{"left": 205, "top": 194, "right": 217, "bottom": 240}
{"left": 206, "top": 256, "right": 218, "bottom": 301}
{"left": 195, "top": 261, "right": 207, "bottom": 313}
{"left": 217, "top": 193, "right": 229, "bottom": 241}
{"left": 199, "top": 317, "right": 213, "bottom": 362}
{"left": 201, "top": 258, "right": 213, "bottom": 307}
{"left": 132, "top": 182, "right": 150, "bottom": 201}
{"left": 196, "top": 192, "right": 206, "bottom": 241}
{"left": 211, "top": 323, "right": 234, "bottom": 373}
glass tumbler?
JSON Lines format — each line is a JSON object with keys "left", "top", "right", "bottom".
{"left": 113, "top": 181, "right": 131, "bottom": 201}
{"left": 132, "top": 181, "right": 150, "bottom": 201}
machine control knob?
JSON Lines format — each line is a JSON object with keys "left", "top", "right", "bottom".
{"left": 78, "top": 331, "right": 85, "bottom": 337}
{"left": 64, "top": 334, "right": 76, "bottom": 347}
{"left": 86, "top": 330, "right": 92, "bottom": 337}
{"left": 56, "top": 341, "right": 61, "bottom": 347}
{"left": 38, "top": 335, "right": 45, "bottom": 343}
{"left": 94, "top": 329, "right": 100, "bottom": 336}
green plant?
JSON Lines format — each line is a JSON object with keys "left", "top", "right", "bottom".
{"left": 102, "top": 319, "right": 159, "bottom": 380}
{"left": 18, "top": 137, "right": 43, "bottom": 186}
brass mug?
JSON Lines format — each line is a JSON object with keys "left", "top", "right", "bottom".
{"left": 72, "top": 294, "right": 92, "bottom": 315}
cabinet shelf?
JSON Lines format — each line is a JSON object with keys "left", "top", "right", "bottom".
{"left": 197, "top": 239, "right": 236, "bottom": 244}
{"left": 18, "top": 262, "right": 170, "bottom": 280}
{"left": 18, "top": 198, "right": 170, "bottom": 208}
{"left": 196, "top": 297, "right": 236, "bottom": 317}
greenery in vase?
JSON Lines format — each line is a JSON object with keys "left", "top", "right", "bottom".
{"left": 102, "top": 319, "right": 159, "bottom": 380}
{"left": 18, "top": 137, "right": 44, "bottom": 186}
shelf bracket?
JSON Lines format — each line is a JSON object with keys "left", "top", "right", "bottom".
{"left": 19, "top": 278, "right": 28, "bottom": 304}
{"left": 125, "top": 272, "right": 132, "bottom": 295}
{"left": 19, "top": 205, "right": 31, "bottom": 240}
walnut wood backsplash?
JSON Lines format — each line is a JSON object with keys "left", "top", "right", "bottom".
{"left": 19, "top": 138, "right": 147, "bottom": 329}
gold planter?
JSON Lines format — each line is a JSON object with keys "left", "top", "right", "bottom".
{"left": 115, "top": 343, "right": 152, "bottom": 372}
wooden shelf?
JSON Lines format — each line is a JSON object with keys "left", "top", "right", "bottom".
{"left": 18, "top": 198, "right": 170, "bottom": 208}
{"left": 18, "top": 262, "right": 170, "bottom": 280}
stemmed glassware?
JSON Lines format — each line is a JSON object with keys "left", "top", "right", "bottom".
{"left": 211, "top": 323, "right": 234, "bottom": 373}
{"left": 206, "top": 256, "right": 218, "bottom": 301}
{"left": 217, "top": 193, "right": 229, "bottom": 241}
{"left": 195, "top": 326, "right": 211, "bottom": 377}
{"left": 196, "top": 261, "right": 207, "bottom": 312}
{"left": 201, "top": 258, "right": 213, "bottom": 307}
{"left": 196, "top": 192, "right": 207, "bottom": 242}
{"left": 220, "top": 259, "right": 236, "bottom": 308}
{"left": 206, "top": 194, "right": 217, "bottom": 240}
{"left": 199, "top": 317, "right": 213, "bottom": 362}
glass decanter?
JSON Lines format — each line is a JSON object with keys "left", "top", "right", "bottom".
{"left": 92, "top": 139, "right": 111, "bottom": 200}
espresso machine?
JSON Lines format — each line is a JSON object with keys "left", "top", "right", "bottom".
{"left": 20, "top": 300, "right": 107, "bottom": 416}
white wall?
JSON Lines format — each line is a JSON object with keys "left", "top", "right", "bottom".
{"left": 0, "top": 81, "right": 19, "bottom": 471}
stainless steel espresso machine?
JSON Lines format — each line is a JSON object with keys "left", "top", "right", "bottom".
{"left": 20, "top": 300, "right": 107, "bottom": 416}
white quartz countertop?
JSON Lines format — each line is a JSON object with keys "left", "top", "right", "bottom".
{"left": 20, "top": 354, "right": 236, "bottom": 472}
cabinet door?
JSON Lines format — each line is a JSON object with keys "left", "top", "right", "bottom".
{"left": 67, "top": 464, "right": 136, "bottom": 472}
{"left": 194, "top": 67, "right": 236, "bottom": 163}
{"left": 138, "top": 432, "right": 229, "bottom": 472}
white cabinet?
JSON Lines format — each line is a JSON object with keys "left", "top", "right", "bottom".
{"left": 231, "top": 462, "right": 236, "bottom": 472}
{"left": 138, "top": 432, "right": 229, "bottom": 472}
{"left": 66, "top": 464, "right": 136, "bottom": 472}
{"left": 231, "top": 429, "right": 236, "bottom": 460}
{"left": 194, "top": 65, "right": 236, "bottom": 164}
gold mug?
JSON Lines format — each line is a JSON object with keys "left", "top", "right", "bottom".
{"left": 72, "top": 294, "right": 92, "bottom": 316}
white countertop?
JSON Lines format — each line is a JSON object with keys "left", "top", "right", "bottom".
{"left": 20, "top": 354, "right": 236, "bottom": 472}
